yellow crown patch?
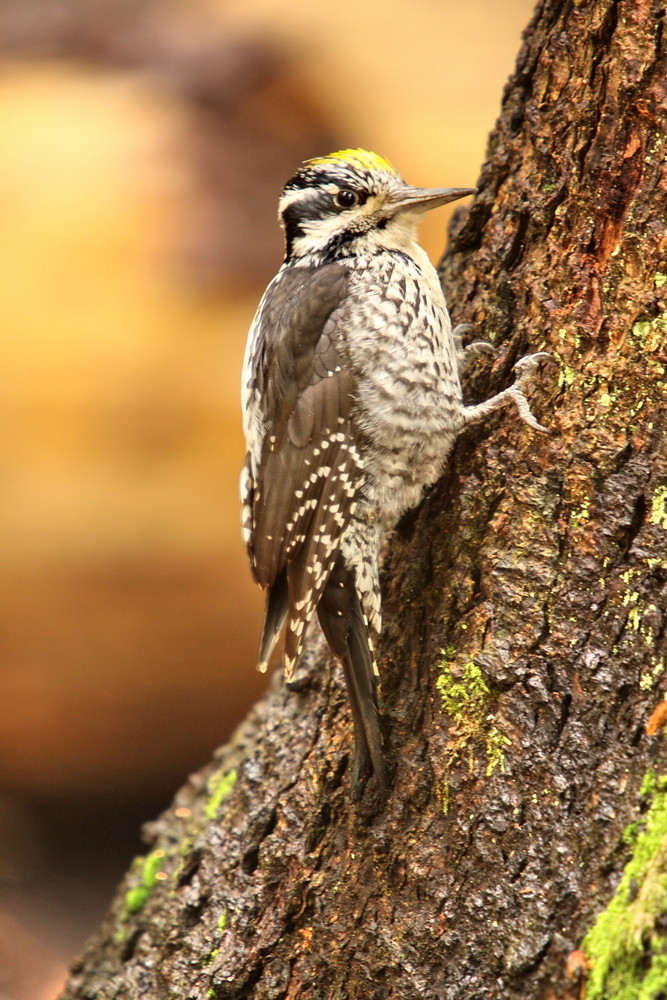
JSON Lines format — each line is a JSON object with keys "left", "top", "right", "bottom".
{"left": 306, "top": 148, "right": 398, "bottom": 175}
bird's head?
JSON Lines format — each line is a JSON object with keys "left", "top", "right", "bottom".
{"left": 278, "top": 148, "right": 475, "bottom": 263}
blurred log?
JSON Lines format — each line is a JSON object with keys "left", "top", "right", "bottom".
{"left": 0, "top": 0, "right": 341, "bottom": 288}
{"left": 61, "top": 0, "right": 667, "bottom": 996}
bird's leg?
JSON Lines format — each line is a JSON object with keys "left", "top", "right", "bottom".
{"left": 461, "top": 351, "right": 554, "bottom": 433}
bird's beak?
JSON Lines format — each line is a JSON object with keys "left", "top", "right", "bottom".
{"left": 386, "top": 184, "right": 477, "bottom": 216}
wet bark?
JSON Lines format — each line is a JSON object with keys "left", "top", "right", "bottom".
{"left": 61, "top": 0, "right": 667, "bottom": 997}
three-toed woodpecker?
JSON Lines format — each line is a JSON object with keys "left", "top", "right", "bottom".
{"left": 241, "top": 149, "right": 549, "bottom": 798}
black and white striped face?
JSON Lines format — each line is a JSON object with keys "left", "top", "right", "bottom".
{"left": 279, "top": 149, "right": 402, "bottom": 262}
{"left": 277, "top": 148, "right": 475, "bottom": 263}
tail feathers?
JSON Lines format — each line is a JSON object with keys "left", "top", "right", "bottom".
{"left": 317, "top": 557, "right": 386, "bottom": 798}
{"left": 283, "top": 543, "right": 339, "bottom": 683}
{"left": 342, "top": 623, "right": 387, "bottom": 799}
{"left": 258, "top": 570, "right": 288, "bottom": 673}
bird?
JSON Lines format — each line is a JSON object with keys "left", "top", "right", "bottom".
{"left": 240, "top": 148, "right": 549, "bottom": 798}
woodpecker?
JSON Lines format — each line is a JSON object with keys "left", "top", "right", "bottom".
{"left": 241, "top": 149, "right": 549, "bottom": 798}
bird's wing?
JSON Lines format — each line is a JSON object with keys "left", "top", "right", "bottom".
{"left": 242, "top": 264, "right": 366, "bottom": 672}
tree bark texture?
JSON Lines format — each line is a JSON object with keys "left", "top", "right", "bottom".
{"left": 62, "top": 1, "right": 667, "bottom": 997}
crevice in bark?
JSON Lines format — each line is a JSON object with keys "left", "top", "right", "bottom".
{"left": 119, "top": 928, "right": 142, "bottom": 964}
{"left": 502, "top": 209, "right": 531, "bottom": 271}
{"left": 176, "top": 848, "right": 203, "bottom": 888}
{"left": 589, "top": 1, "right": 620, "bottom": 85}
{"left": 182, "top": 893, "right": 209, "bottom": 930}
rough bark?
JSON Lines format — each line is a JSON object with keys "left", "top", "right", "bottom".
{"left": 61, "top": 0, "right": 667, "bottom": 997}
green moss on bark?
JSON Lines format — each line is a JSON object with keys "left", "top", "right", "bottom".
{"left": 584, "top": 772, "right": 667, "bottom": 999}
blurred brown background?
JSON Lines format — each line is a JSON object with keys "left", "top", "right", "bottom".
{"left": 0, "top": 0, "right": 534, "bottom": 995}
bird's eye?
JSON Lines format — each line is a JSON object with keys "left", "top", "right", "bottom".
{"left": 334, "top": 188, "right": 360, "bottom": 209}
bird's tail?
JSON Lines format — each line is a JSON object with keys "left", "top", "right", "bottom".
{"left": 317, "top": 555, "right": 386, "bottom": 799}
{"left": 258, "top": 569, "right": 288, "bottom": 673}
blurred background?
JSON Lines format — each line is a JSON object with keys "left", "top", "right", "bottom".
{"left": 0, "top": 0, "right": 534, "bottom": 995}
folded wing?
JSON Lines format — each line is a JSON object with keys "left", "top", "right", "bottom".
{"left": 242, "top": 263, "right": 364, "bottom": 678}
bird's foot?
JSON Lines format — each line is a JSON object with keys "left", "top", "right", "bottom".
{"left": 462, "top": 351, "right": 554, "bottom": 434}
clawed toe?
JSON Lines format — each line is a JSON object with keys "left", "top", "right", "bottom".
{"left": 466, "top": 341, "right": 496, "bottom": 358}
{"left": 453, "top": 323, "right": 497, "bottom": 373}
{"left": 513, "top": 351, "right": 555, "bottom": 378}
{"left": 507, "top": 385, "right": 551, "bottom": 434}
{"left": 452, "top": 322, "right": 474, "bottom": 336}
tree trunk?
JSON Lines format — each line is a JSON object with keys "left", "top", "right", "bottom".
{"left": 61, "top": 1, "right": 667, "bottom": 997}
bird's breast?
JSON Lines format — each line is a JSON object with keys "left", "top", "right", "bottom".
{"left": 344, "top": 253, "right": 465, "bottom": 519}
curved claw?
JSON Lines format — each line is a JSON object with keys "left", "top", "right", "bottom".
{"left": 511, "top": 353, "right": 554, "bottom": 433}
{"left": 452, "top": 322, "right": 475, "bottom": 339}
{"left": 505, "top": 385, "right": 550, "bottom": 434}
{"left": 513, "top": 351, "right": 554, "bottom": 377}
{"left": 452, "top": 322, "right": 473, "bottom": 364}
{"left": 466, "top": 341, "right": 496, "bottom": 357}
{"left": 453, "top": 323, "right": 497, "bottom": 373}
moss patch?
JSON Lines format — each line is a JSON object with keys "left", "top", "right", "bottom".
{"left": 205, "top": 768, "right": 238, "bottom": 820}
{"left": 202, "top": 907, "right": 230, "bottom": 967}
{"left": 583, "top": 771, "right": 667, "bottom": 999}
{"left": 435, "top": 653, "right": 510, "bottom": 810}
{"left": 123, "top": 849, "right": 166, "bottom": 916}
